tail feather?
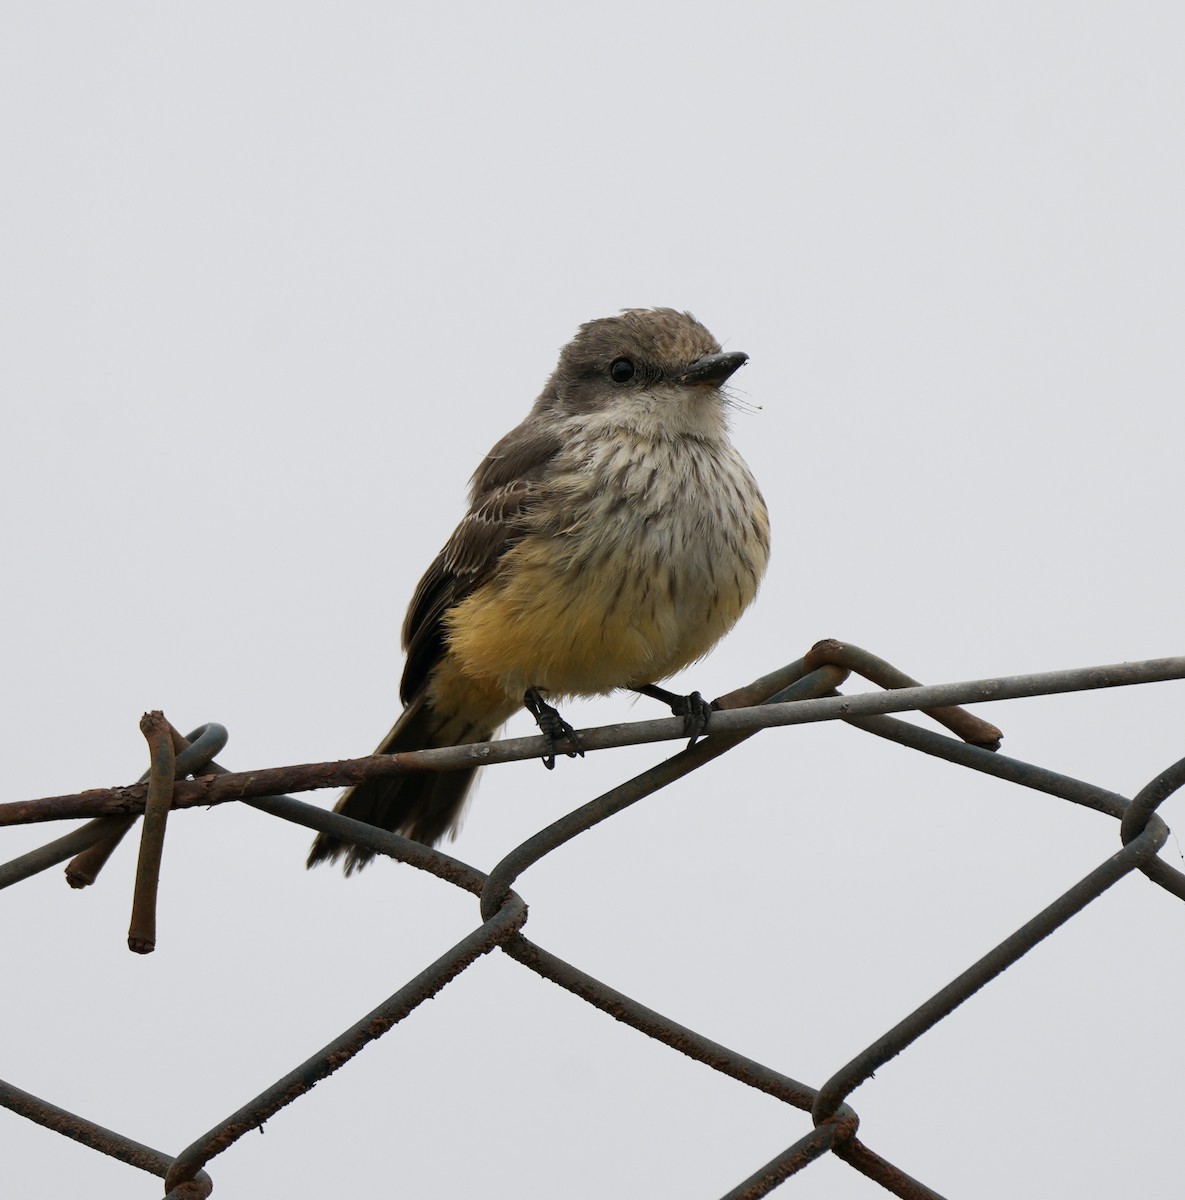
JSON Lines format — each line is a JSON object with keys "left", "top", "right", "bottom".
{"left": 307, "top": 693, "right": 493, "bottom": 874}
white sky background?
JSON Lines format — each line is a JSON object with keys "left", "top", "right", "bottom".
{"left": 2, "top": 4, "right": 1183, "bottom": 1197}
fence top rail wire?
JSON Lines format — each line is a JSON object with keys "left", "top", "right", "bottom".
{"left": 2, "top": 654, "right": 1182, "bottom": 827}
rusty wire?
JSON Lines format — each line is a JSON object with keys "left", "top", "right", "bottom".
{"left": 1, "top": 642, "right": 1184, "bottom": 1198}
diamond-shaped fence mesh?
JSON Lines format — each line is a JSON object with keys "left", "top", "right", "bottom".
{"left": 2, "top": 641, "right": 1183, "bottom": 1198}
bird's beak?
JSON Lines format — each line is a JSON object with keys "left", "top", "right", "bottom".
{"left": 676, "top": 351, "right": 749, "bottom": 386}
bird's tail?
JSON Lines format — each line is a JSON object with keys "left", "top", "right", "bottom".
{"left": 306, "top": 691, "right": 495, "bottom": 874}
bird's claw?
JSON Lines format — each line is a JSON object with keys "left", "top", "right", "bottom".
{"left": 670, "top": 690, "right": 713, "bottom": 748}
{"left": 633, "top": 683, "right": 715, "bottom": 748}
{"left": 523, "top": 688, "right": 585, "bottom": 769}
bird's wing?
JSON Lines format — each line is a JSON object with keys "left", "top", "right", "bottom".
{"left": 399, "top": 422, "right": 563, "bottom": 704}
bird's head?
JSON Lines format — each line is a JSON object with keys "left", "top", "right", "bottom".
{"left": 540, "top": 308, "right": 748, "bottom": 439}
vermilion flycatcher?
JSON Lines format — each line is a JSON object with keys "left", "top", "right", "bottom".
{"left": 308, "top": 308, "right": 769, "bottom": 872}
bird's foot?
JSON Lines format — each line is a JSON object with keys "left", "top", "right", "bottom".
{"left": 633, "top": 684, "right": 715, "bottom": 748}
{"left": 523, "top": 687, "right": 585, "bottom": 769}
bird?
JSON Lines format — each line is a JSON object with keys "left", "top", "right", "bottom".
{"left": 307, "top": 307, "right": 770, "bottom": 873}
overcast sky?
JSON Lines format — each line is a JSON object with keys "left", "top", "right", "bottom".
{"left": 3, "top": 4, "right": 1184, "bottom": 1198}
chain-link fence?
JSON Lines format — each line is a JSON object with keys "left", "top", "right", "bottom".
{"left": 2, "top": 641, "right": 1183, "bottom": 1199}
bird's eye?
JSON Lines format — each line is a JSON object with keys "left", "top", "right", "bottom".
{"left": 609, "top": 357, "right": 636, "bottom": 383}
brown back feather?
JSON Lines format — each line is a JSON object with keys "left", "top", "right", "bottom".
{"left": 399, "top": 421, "right": 564, "bottom": 703}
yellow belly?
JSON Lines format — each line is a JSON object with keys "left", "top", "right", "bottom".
{"left": 441, "top": 442, "right": 769, "bottom": 701}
